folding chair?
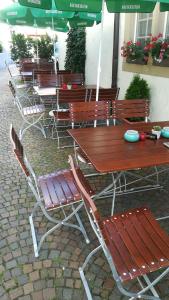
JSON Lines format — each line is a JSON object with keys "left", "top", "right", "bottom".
{"left": 112, "top": 99, "right": 150, "bottom": 125}
{"left": 10, "top": 126, "right": 95, "bottom": 257}
{"left": 89, "top": 87, "right": 120, "bottom": 102}
{"left": 14, "top": 92, "right": 46, "bottom": 140}
{"left": 69, "top": 101, "right": 110, "bottom": 169}
{"left": 69, "top": 155, "right": 169, "bottom": 300}
{"left": 50, "top": 89, "right": 87, "bottom": 148}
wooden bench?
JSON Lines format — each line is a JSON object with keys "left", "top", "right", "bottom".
{"left": 89, "top": 87, "right": 120, "bottom": 101}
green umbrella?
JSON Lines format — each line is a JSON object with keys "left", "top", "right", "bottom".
{"left": 54, "top": 0, "right": 156, "bottom": 13}
{"left": 69, "top": 17, "right": 94, "bottom": 28}
{"left": 18, "top": 0, "right": 52, "bottom": 10}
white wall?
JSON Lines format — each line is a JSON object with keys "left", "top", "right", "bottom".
{"left": 85, "top": 8, "right": 114, "bottom": 87}
{"left": 57, "top": 32, "right": 67, "bottom": 70}
{"left": 118, "top": 14, "right": 169, "bottom": 121}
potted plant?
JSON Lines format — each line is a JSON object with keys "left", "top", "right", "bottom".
{"left": 121, "top": 40, "right": 149, "bottom": 65}
{"left": 152, "top": 125, "right": 161, "bottom": 139}
{"left": 67, "top": 82, "right": 72, "bottom": 90}
{"left": 144, "top": 33, "right": 169, "bottom": 67}
{"left": 125, "top": 74, "right": 150, "bottom": 122}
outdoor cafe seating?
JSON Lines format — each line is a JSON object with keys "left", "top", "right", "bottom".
{"left": 69, "top": 155, "right": 169, "bottom": 300}
{"left": 10, "top": 125, "right": 95, "bottom": 257}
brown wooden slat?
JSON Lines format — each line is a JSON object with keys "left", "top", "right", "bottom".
{"left": 103, "top": 218, "right": 142, "bottom": 281}
{"left": 38, "top": 179, "right": 54, "bottom": 209}
{"left": 56, "top": 171, "right": 75, "bottom": 202}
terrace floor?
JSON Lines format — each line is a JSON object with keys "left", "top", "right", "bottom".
{"left": 0, "top": 68, "right": 169, "bottom": 300}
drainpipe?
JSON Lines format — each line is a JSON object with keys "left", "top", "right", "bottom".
{"left": 112, "top": 13, "right": 120, "bottom": 87}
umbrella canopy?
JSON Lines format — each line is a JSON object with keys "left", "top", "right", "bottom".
{"left": 18, "top": 0, "right": 53, "bottom": 10}
{"left": 54, "top": 0, "right": 156, "bottom": 13}
{"left": 0, "top": 3, "right": 69, "bottom": 32}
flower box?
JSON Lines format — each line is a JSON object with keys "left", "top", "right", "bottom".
{"left": 152, "top": 57, "right": 169, "bottom": 67}
{"left": 126, "top": 57, "right": 148, "bottom": 65}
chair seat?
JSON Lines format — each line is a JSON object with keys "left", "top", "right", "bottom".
{"left": 38, "top": 169, "right": 94, "bottom": 210}
{"left": 49, "top": 110, "right": 70, "bottom": 121}
{"left": 102, "top": 207, "right": 169, "bottom": 282}
{"left": 23, "top": 104, "right": 45, "bottom": 116}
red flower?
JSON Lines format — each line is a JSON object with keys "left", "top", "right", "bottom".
{"left": 127, "top": 41, "right": 132, "bottom": 46}
{"left": 158, "top": 33, "right": 163, "bottom": 38}
{"left": 136, "top": 41, "right": 141, "bottom": 46}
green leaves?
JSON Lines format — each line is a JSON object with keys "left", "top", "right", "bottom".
{"left": 125, "top": 75, "right": 150, "bottom": 100}
{"left": 65, "top": 28, "right": 86, "bottom": 74}
{"left": 11, "top": 32, "right": 33, "bottom": 62}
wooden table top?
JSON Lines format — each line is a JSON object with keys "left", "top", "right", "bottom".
{"left": 68, "top": 122, "right": 169, "bottom": 173}
{"left": 33, "top": 85, "right": 104, "bottom": 96}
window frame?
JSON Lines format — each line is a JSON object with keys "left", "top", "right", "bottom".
{"left": 134, "top": 13, "right": 153, "bottom": 42}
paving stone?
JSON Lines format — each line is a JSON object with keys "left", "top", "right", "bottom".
{"left": 43, "top": 288, "right": 56, "bottom": 300}
{"left": 23, "top": 264, "right": 33, "bottom": 274}
{"left": 3, "top": 279, "right": 16, "bottom": 290}
{"left": 29, "top": 270, "right": 39, "bottom": 281}
{"left": 18, "top": 296, "right": 31, "bottom": 300}
{"left": 9, "top": 287, "right": 23, "bottom": 300}
{"left": 17, "top": 274, "right": 29, "bottom": 285}
{"left": 6, "top": 260, "right": 17, "bottom": 270}
{"left": 63, "top": 288, "right": 73, "bottom": 300}
{"left": 32, "top": 290, "right": 43, "bottom": 300}
{"left": 23, "top": 283, "right": 33, "bottom": 295}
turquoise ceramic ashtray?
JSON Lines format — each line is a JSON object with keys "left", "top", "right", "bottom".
{"left": 124, "top": 130, "right": 139, "bottom": 142}
{"left": 161, "top": 127, "right": 169, "bottom": 138}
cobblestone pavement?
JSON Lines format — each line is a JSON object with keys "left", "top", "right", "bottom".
{"left": 0, "top": 68, "right": 169, "bottom": 299}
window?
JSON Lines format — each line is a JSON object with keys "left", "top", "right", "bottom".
{"left": 164, "top": 12, "right": 169, "bottom": 37}
{"left": 135, "top": 13, "right": 152, "bottom": 41}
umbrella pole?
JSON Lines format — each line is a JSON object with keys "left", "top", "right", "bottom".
{"left": 96, "top": 0, "right": 105, "bottom": 102}
{"left": 52, "top": 17, "right": 57, "bottom": 74}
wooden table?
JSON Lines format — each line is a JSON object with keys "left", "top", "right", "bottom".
{"left": 68, "top": 122, "right": 169, "bottom": 214}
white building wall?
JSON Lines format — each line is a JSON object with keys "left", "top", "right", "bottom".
{"left": 118, "top": 14, "right": 169, "bottom": 121}
{"left": 57, "top": 32, "right": 67, "bottom": 70}
{"left": 85, "top": 8, "right": 114, "bottom": 87}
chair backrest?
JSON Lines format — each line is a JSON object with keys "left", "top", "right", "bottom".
{"left": 38, "top": 62, "right": 54, "bottom": 72}
{"left": 33, "top": 69, "right": 55, "bottom": 82}
{"left": 57, "top": 88, "right": 87, "bottom": 105}
{"left": 112, "top": 99, "right": 149, "bottom": 122}
{"left": 69, "top": 155, "right": 101, "bottom": 225}
{"left": 10, "top": 125, "right": 29, "bottom": 177}
{"left": 20, "top": 62, "right": 37, "bottom": 73}
{"left": 89, "top": 87, "right": 120, "bottom": 102}
{"left": 57, "top": 70, "right": 71, "bottom": 74}
{"left": 37, "top": 73, "right": 59, "bottom": 87}
{"left": 69, "top": 101, "right": 110, "bottom": 125}
{"left": 60, "top": 73, "right": 84, "bottom": 85}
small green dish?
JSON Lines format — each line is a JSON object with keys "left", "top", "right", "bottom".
{"left": 124, "top": 130, "right": 139, "bottom": 142}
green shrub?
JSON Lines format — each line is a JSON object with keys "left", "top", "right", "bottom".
{"left": 65, "top": 28, "right": 86, "bottom": 74}
{"left": 34, "top": 34, "right": 54, "bottom": 61}
{"left": 0, "top": 42, "right": 3, "bottom": 53}
{"left": 125, "top": 74, "right": 150, "bottom": 100}
{"left": 125, "top": 74, "right": 150, "bottom": 122}
{"left": 11, "top": 32, "right": 33, "bottom": 62}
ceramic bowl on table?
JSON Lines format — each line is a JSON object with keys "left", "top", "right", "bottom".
{"left": 124, "top": 130, "right": 139, "bottom": 142}
{"left": 161, "top": 127, "right": 169, "bottom": 138}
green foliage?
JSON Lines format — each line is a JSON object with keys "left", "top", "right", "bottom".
{"left": 33, "top": 34, "right": 53, "bottom": 61}
{"left": 125, "top": 75, "right": 150, "bottom": 122}
{"left": 11, "top": 32, "right": 33, "bottom": 62}
{"left": 0, "top": 42, "right": 3, "bottom": 53}
{"left": 65, "top": 28, "right": 86, "bottom": 74}
{"left": 125, "top": 74, "right": 150, "bottom": 100}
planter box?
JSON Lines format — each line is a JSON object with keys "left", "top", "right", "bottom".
{"left": 152, "top": 58, "right": 169, "bottom": 67}
{"left": 126, "top": 57, "right": 147, "bottom": 65}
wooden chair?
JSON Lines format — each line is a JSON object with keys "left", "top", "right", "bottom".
{"left": 112, "top": 99, "right": 150, "bottom": 125}
{"left": 69, "top": 100, "right": 110, "bottom": 128}
{"left": 69, "top": 101, "right": 110, "bottom": 168}
{"left": 89, "top": 87, "right": 120, "bottom": 101}
{"left": 37, "top": 74, "right": 60, "bottom": 88}
{"left": 50, "top": 89, "right": 87, "bottom": 148}
{"left": 60, "top": 73, "right": 84, "bottom": 86}
{"left": 14, "top": 89, "right": 46, "bottom": 140}
{"left": 10, "top": 126, "right": 94, "bottom": 257}
{"left": 69, "top": 154, "right": 169, "bottom": 300}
